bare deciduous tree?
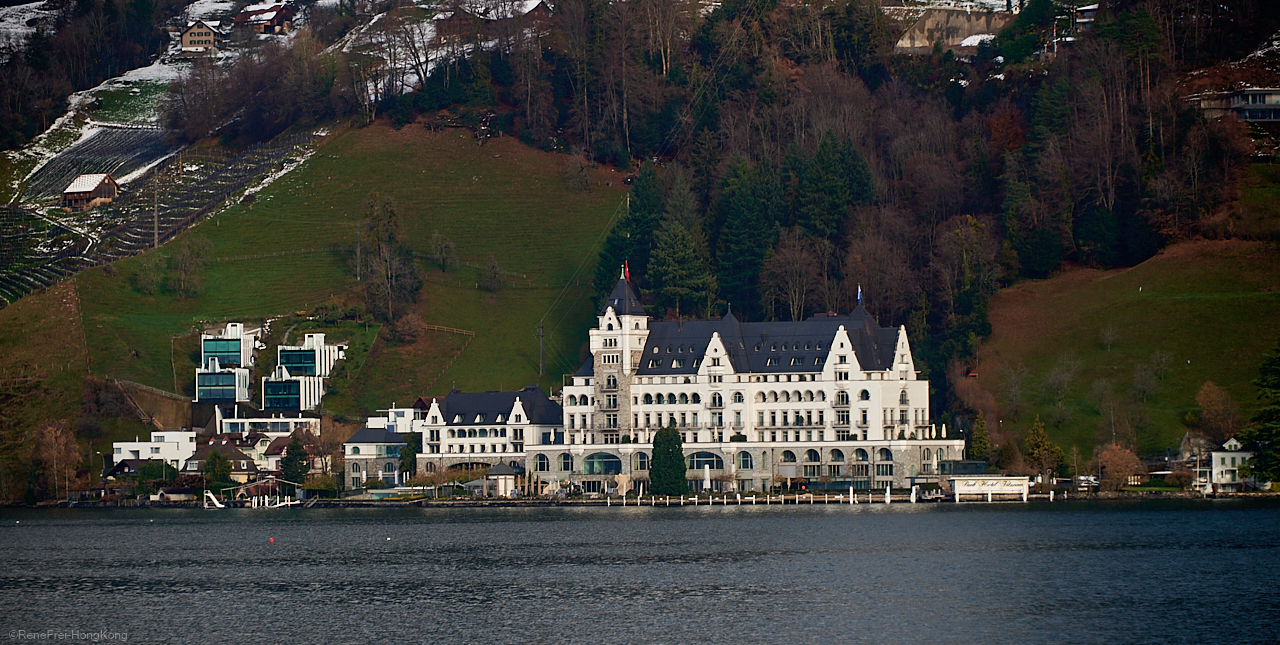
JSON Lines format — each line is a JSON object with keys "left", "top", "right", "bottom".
{"left": 760, "top": 228, "right": 819, "bottom": 321}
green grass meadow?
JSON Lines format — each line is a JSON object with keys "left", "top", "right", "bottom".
{"left": 76, "top": 122, "right": 625, "bottom": 414}
{"left": 977, "top": 240, "right": 1280, "bottom": 458}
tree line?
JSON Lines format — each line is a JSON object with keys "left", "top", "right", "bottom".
{"left": 0, "top": 0, "right": 182, "bottom": 149}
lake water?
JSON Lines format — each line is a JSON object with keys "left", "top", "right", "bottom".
{"left": 1, "top": 499, "right": 1278, "bottom": 644}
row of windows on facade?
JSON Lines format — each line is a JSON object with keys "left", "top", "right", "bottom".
{"left": 567, "top": 390, "right": 908, "bottom": 407}
{"left": 446, "top": 444, "right": 516, "bottom": 453}
{"left": 566, "top": 407, "right": 924, "bottom": 431}
{"left": 426, "top": 413, "right": 524, "bottom": 424}
{"left": 530, "top": 447, "right": 901, "bottom": 473}
{"left": 588, "top": 370, "right": 899, "bottom": 389}
{"left": 348, "top": 446, "right": 402, "bottom": 456}
{"left": 352, "top": 462, "right": 397, "bottom": 473}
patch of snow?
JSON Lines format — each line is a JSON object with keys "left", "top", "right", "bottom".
{"left": 0, "top": 1, "right": 58, "bottom": 57}
{"left": 1244, "top": 29, "right": 1280, "bottom": 62}
{"left": 116, "top": 151, "right": 180, "bottom": 184}
{"left": 989, "top": 73, "right": 1006, "bottom": 81}
{"left": 117, "top": 57, "right": 190, "bottom": 84}
{"left": 960, "top": 33, "right": 995, "bottom": 48}
{"left": 184, "top": 0, "right": 238, "bottom": 22}
{"left": 242, "top": 146, "right": 316, "bottom": 197}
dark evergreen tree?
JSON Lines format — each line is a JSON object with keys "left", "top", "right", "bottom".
{"left": 715, "top": 158, "right": 778, "bottom": 320}
{"left": 969, "top": 411, "right": 991, "bottom": 462}
{"left": 203, "top": 451, "right": 232, "bottom": 485}
{"left": 649, "top": 426, "right": 688, "bottom": 495}
{"left": 648, "top": 220, "right": 712, "bottom": 318}
{"left": 1241, "top": 337, "right": 1280, "bottom": 483}
{"left": 594, "top": 162, "right": 663, "bottom": 301}
{"left": 399, "top": 433, "right": 422, "bottom": 480}
{"left": 796, "top": 134, "right": 851, "bottom": 241}
{"left": 280, "top": 436, "right": 310, "bottom": 496}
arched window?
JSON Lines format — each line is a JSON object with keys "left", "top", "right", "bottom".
{"left": 558, "top": 453, "right": 573, "bottom": 471}
{"left": 607, "top": 323, "right": 613, "bottom": 330}
{"left": 711, "top": 393, "right": 723, "bottom": 407}
{"left": 633, "top": 452, "right": 650, "bottom": 471}
{"left": 351, "top": 463, "right": 360, "bottom": 473}
{"left": 691, "top": 393, "right": 701, "bottom": 404}
{"left": 755, "top": 392, "right": 765, "bottom": 403}
{"left": 606, "top": 375, "right": 618, "bottom": 389}
{"left": 830, "top": 449, "right": 845, "bottom": 462}
{"left": 568, "top": 395, "right": 577, "bottom": 406}
{"left": 686, "top": 452, "right": 724, "bottom": 470}
{"left": 923, "top": 448, "right": 932, "bottom": 462}
{"left": 859, "top": 390, "right": 871, "bottom": 401}
{"left": 804, "top": 449, "right": 820, "bottom": 463}
{"left": 385, "top": 462, "right": 396, "bottom": 473}
{"left": 855, "top": 449, "right": 869, "bottom": 462}
{"left": 425, "top": 462, "right": 436, "bottom": 473}
{"left": 793, "top": 391, "right": 802, "bottom": 402}
{"left": 781, "top": 450, "right": 797, "bottom": 463}
{"left": 584, "top": 452, "right": 623, "bottom": 475}
{"left": 352, "top": 447, "right": 361, "bottom": 455}
{"left": 478, "top": 429, "right": 488, "bottom": 438}
{"left": 535, "top": 454, "right": 550, "bottom": 472}
{"left": 667, "top": 393, "right": 676, "bottom": 404}
{"left": 679, "top": 393, "right": 689, "bottom": 404}
{"left": 899, "top": 390, "right": 909, "bottom": 405}
{"left": 644, "top": 393, "right": 653, "bottom": 405}
{"left": 878, "top": 448, "right": 893, "bottom": 462}
{"left": 804, "top": 391, "right": 814, "bottom": 402}
{"left": 836, "top": 391, "right": 849, "bottom": 405}
{"left": 733, "top": 392, "right": 744, "bottom": 404}
{"left": 782, "top": 391, "right": 791, "bottom": 402}
{"left": 468, "top": 429, "right": 478, "bottom": 438}
{"left": 770, "top": 391, "right": 778, "bottom": 403}
{"left": 818, "top": 391, "right": 826, "bottom": 401}
{"left": 635, "top": 323, "right": 640, "bottom": 329}
{"left": 736, "top": 451, "right": 753, "bottom": 469}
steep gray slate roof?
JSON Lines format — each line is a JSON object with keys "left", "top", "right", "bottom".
{"left": 346, "top": 428, "right": 406, "bottom": 444}
{"left": 600, "top": 278, "right": 644, "bottom": 316}
{"left": 635, "top": 305, "right": 898, "bottom": 376}
{"left": 439, "top": 385, "right": 563, "bottom": 425}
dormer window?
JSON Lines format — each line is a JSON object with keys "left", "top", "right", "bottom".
{"left": 452, "top": 414, "right": 462, "bottom": 423}
{"left": 771, "top": 344, "right": 777, "bottom": 351}
{"left": 652, "top": 347, "right": 658, "bottom": 354}
{"left": 475, "top": 414, "right": 486, "bottom": 423}
{"left": 496, "top": 413, "right": 505, "bottom": 423}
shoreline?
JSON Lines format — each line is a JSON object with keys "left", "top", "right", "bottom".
{"left": 10, "top": 489, "right": 1279, "bottom": 510}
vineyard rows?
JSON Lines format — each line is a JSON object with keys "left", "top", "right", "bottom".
{"left": 0, "top": 132, "right": 318, "bottom": 306}
{"left": 22, "top": 127, "right": 176, "bottom": 200}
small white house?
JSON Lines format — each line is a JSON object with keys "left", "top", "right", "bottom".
{"left": 344, "top": 428, "right": 407, "bottom": 489}
{"left": 1210, "top": 438, "right": 1256, "bottom": 492}
{"left": 112, "top": 431, "right": 200, "bottom": 471}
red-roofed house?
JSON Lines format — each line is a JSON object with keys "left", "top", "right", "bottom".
{"left": 233, "top": 3, "right": 295, "bottom": 34}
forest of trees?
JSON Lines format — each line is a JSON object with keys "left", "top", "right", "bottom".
{"left": 0, "top": 0, "right": 187, "bottom": 149}
{"left": 152, "top": 0, "right": 1275, "bottom": 423}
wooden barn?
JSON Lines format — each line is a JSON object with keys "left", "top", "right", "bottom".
{"left": 61, "top": 173, "right": 118, "bottom": 212}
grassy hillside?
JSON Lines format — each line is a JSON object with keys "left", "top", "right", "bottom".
{"left": 974, "top": 240, "right": 1280, "bottom": 458}
{"left": 75, "top": 122, "right": 626, "bottom": 412}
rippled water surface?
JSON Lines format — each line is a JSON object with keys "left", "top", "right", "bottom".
{"left": 2, "top": 499, "right": 1278, "bottom": 644}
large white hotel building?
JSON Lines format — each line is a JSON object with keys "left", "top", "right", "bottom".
{"left": 386, "top": 277, "right": 963, "bottom": 495}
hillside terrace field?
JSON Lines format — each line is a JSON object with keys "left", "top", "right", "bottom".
{"left": 75, "top": 121, "right": 626, "bottom": 414}
{"left": 975, "top": 239, "right": 1280, "bottom": 458}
